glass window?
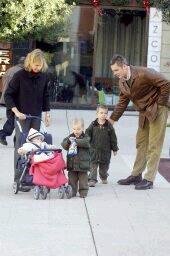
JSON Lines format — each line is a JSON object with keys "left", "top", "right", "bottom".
{"left": 47, "top": 6, "right": 94, "bottom": 106}
{"left": 43, "top": 7, "right": 147, "bottom": 108}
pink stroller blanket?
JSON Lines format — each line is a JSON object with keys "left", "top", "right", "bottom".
{"left": 29, "top": 151, "right": 68, "bottom": 188}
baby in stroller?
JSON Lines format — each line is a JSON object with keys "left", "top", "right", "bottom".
{"left": 18, "top": 128, "right": 56, "bottom": 162}
{"left": 14, "top": 128, "right": 72, "bottom": 200}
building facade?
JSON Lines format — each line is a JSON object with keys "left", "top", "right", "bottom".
{"left": 0, "top": 2, "right": 170, "bottom": 109}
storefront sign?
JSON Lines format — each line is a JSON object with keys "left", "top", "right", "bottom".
{"left": 0, "top": 50, "right": 11, "bottom": 77}
{"left": 147, "top": 8, "right": 162, "bottom": 71}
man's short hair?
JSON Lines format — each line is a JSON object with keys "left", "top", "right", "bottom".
{"left": 110, "top": 54, "right": 128, "bottom": 66}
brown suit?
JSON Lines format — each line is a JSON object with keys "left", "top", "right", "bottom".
{"left": 110, "top": 66, "right": 170, "bottom": 182}
{"left": 110, "top": 66, "right": 169, "bottom": 128}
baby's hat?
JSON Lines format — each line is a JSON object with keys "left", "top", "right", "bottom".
{"left": 26, "top": 128, "right": 44, "bottom": 142}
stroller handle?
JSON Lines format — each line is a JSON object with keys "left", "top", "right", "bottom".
{"left": 16, "top": 115, "right": 45, "bottom": 133}
{"left": 16, "top": 115, "right": 42, "bottom": 121}
{"left": 25, "top": 115, "right": 42, "bottom": 120}
{"left": 15, "top": 114, "right": 42, "bottom": 121}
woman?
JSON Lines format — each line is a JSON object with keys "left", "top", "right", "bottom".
{"left": 5, "top": 49, "right": 51, "bottom": 186}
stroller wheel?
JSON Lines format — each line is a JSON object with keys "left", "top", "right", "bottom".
{"left": 13, "top": 182, "right": 19, "bottom": 194}
{"left": 65, "top": 185, "right": 73, "bottom": 199}
{"left": 58, "top": 186, "right": 65, "bottom": 199}
{"left": 44, "top": 187, "right": 50, "bottom": 194}
{"left": 40, "top": 186, "right": 48, "bottom": 200}
{"left": 33, "top": 186, "right": 40, "bottom": 200}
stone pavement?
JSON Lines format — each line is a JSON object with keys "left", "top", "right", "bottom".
{"left": 0, "top": 107, "right": 170, "bottom": 256}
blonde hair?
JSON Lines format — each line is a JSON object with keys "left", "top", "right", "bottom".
{"left": 72, "top": 118, "right": 84, "bottom": 129}
{"left": 24, "top": 49, "right": 48, "bottom": 72}
{"left": 96, "top": 104, "right": 108, "bottom": 113}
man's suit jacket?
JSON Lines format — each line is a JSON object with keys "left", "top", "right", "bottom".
{"left": 110, "top": 66, "right": 170, "bottom": 128}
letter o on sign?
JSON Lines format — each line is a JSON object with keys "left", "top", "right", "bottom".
{"left": 151, "top": 41, "right": 158, "bottom": 47}
{"left": 151, "top": 55, "right": 158, "bottom": 63}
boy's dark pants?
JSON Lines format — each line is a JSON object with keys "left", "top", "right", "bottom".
{"left": 68, "top": 171, "right": 89, "bottom": 197}
{"left": 89, "top": 162, "right": 109, "bottom": 182}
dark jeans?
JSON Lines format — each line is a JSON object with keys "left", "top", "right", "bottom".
{"left": 0, "top": 109, "right": 15, "bottom": 138}
{"left": 14, "top": 117, "right": 41, "bottom": 182}
{"left": 89, "top": 162, "right": 110, "bottom": 182}
{"left": 68, "top": 171, "right": 89, "bottom": 197}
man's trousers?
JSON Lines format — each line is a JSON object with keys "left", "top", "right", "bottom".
{"left": 131, "top": 105, "right": 168, "bottom": 182}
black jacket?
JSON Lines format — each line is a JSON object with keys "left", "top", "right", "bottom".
{"left": 85, "top": 119, "right": 119, "bottom": 164}
{"left": 4, "top": 69, "right": 50, "bottom": 116}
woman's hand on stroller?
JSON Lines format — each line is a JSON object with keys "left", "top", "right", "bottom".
{"left": 16, "top": 112, "right": 26, "bottom": 120}
{"left": 12, "top": 107, "right": 26, "bottom": 120}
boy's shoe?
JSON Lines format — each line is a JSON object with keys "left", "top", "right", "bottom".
{"left": 101, "top": 179, "right": 108, "bottom": 184}
{"left": 88, "top": 181, "right": 96, "bottom": 187}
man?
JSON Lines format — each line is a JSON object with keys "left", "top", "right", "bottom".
{"left": 0, "top": 57, "right": 25, "bottom": 145}
{"left": 109, "top": 54, "right": 170, "bottom": 190}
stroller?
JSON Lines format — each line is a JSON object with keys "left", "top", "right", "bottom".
{"left": 13, "top": 116, "right": 72, "bottom": 200}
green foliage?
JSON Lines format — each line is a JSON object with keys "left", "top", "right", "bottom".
{"left": 1, "top": 0, "right": 169, "bottom": 42}
{"left": 136, "top": 1, "right": 170, "bottom": 22}
{"left": 0, "top": 0, "right": 73, "bottom": 42}
{"left": 152, "top": 0, "right": 170, "bottom": 22}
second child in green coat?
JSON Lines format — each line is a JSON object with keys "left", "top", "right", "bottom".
{"left": 61, "top": 118, "right": 90, "bottom": 198}
{"left": 86, "top": 104, "right": 119, "bottom": 187}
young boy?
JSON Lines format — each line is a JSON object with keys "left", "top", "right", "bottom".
{"left": 86, "top": 104, "right": 118, "bottom": 187}
{"left": 61, "top": 118, "right": 90, "bottom": 198}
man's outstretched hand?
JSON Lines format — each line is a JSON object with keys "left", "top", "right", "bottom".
{"left": 107, "top": 117, "right": 115, "bottom": 125}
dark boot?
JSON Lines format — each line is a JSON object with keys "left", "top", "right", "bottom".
{"left": 117, "top": 174, "right": 142, "bottom": 185}
{"left": 0, "top": 136, "right": 7, "bottom": 146}
{"left": 135, "top": 179, "right": 153, "bottom": 190}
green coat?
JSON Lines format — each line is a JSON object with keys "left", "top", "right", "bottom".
{"left": 85, "top": 119, "right": 118, "bottom": 164}
{"left": 61, "top": 133, "right": 90, "bottom": 173}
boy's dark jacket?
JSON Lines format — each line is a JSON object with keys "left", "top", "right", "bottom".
{"left": 85, "top": 119, "right": 118, "bottom": 164}
{"left": 61, "top": 133, "right": 90, "bottom": 172}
